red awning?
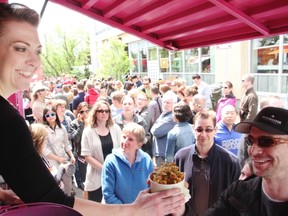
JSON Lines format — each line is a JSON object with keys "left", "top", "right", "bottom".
{"left": 50, "top": 0, "right": 288, "bottom": 50}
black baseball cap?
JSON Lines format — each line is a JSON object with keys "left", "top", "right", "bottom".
{"left": 234, "top": 107, "right": 288, "bottom": 135}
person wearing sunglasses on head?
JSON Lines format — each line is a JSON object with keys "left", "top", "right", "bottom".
{"left": 0, "top": 3, "right": 188, "bottom": 215}
{"left": 42, "top": 106, "right": 75, "bottom": 196}
{"left": 206, "top": 107, "right": 288, "bottom": 216}
{"left": 174, "top": 110, "right": 241, "bottom": 216}
{"left": 81, "top": 100, "right": 122, "bottom": 203}
{"left": 215, "top": 81, "right": 236, "bottom": 123}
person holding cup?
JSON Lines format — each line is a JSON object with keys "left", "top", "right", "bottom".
{"left": 0, "top": 3, "right": 187, "bottom": 215}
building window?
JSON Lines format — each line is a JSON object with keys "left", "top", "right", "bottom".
{"left": 184, "top": 49, "right": 199, "bottom": 72}
{"left": 252, "top": 34, "right": 288, "bottom": 93}
{"left": 148, "top": 46, "right": 157, "bottom": 60}
{"left": 159, "top": 48, "right": 169, "bottom": 72}
{"left": 139, "top": 48, "right": 147, "bottom": 72}
{"left": 171, "top": 51, "right": 183, "bottom": 72}
{"left": 201, "top": 47, "right": 211, "bottom": 73}
{"left": 129, "top": 42, "right": 140, "bottom": 73}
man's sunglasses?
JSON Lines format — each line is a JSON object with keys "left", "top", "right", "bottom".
{"left": 79, "top": 110, "right": 89, "bottom": 114}
{"left": 245, "top": 135, "right": 288, "bottom": 148}
{"left": 194, "top": 127, "right": 214, "bottom": 133}
{"left": 45, "top": 113, "right": 56, "bottom": 118}
{"left": 96, "top": 109, "right": 110, "bottom": 114}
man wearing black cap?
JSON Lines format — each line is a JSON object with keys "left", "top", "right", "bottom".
{"left": 206, "top": 107, "right": 288, "bottom": 216}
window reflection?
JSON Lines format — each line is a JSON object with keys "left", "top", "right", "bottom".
{"left": 159, "top": 48, "right": 169, "bottom": 72}
{"left": 185, "top": 49, "right": 199, "bottom": 72}
{"left": 139, "top": 49, "right": 147, "bottom": 72}
{"left": 131, "top": 50, "right": 138, "bottom": 72}
{"left": 252, "top": 34, "right": 288, "bottom": 93}
{"left": 171, "top": 51, "right": 182, "bottom": 72}
{"left": 201, "top": 47, "right": 210, "bottom": 73}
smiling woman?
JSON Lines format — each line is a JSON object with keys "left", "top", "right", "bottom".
{"left": 0, "top": 4, "right": 41, "bottom": 98}
{"left": 101, "top": 122, "right": 154, "bottom": 204}
{"left": 0, "top": 3, "right": 188, "bottom": 216}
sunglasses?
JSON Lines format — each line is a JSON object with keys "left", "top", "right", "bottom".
{"left": 194, "top": 103, "right": 204, "bottom": 109}
{"left": 96, "top": 109, "right": 110, "bottom": 114}
{"left": 245, "top": 135, "right": 288, "bottom": 148}
{"left": 195, "top": 127, "right": 214, "bottom": 133}
{"left": 45, "top": 113, "right": 56, "bottom": 118}
{"left": 79, "top": 110, "right": 89, "bottom": 114}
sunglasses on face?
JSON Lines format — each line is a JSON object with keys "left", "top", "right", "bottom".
{"left": 79, "top": 110, "right": 89, "bottom": 114}
{"left": 96, "top": 109, "right": 110, "bottom": 114}
{"left": 45, "top": 113, "right": 56, "bottom": 118}
{"left": 195, "top": 127, "right": 214, "bottom": 133}
{"left": 245, "top": 135, "right": 288, "bottom": 148}
{"left": 194, "top": 103, "right": 204, "bottom": 109}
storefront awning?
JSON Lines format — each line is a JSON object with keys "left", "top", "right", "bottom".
{"left": 50, "top": 0, "right": 288, "bottom": 51}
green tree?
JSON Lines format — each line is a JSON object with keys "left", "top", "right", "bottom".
{"left": 98, "top": 38, "right": 134, "bottom": 81}
{"left": 41, "top": 25, "right": 91, "bottom": 79}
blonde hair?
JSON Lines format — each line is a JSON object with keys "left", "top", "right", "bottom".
{"left": 122, "top": 122, "right": 145, "bottom": 144}
{"left": 29, "top": 123, "right": 47, "bottom": 155}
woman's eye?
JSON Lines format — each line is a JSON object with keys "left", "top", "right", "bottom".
{"left": 15, "top": 47, "right": 26, "bottom": 52}
{"left": 36, "top": 50, "right": 42, "bottom": 55}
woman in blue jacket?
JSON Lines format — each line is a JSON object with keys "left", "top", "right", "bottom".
{"left": 101, "top": 123, "right": 153, "bottom": 204}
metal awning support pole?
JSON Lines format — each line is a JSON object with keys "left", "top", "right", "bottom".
{"left": 40, "top": 0, "right": 49, "bottom": 18}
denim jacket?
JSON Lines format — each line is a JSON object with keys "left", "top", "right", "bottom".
{"left": 165, "top": 122, "right": 195, "bottom": 162}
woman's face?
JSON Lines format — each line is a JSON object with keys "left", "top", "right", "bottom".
{"left": 121, "top": 131, "right": 141, "bottom": 155}
{"left": 79, "top": 106, "right": 89, "bottom": 120}
{"left": 44, "top": 110, "right": 57, "bottom": 125}
{"left": 56, "top": 104, "right": 66, "bottom": 116}
{"left": 222, "top": 84, "right": 231, "bottom": 96}
{"left": 0, "top": 21, "right": 41, "bottom": 97}
{"left": 136, "top": 94, "right": 148, "bottom": 110}
{"left": 96, "top": 104, "right": 110, "bottom": 123}
{"left": 122, "top": 97, "right": 135, "bottom": 114}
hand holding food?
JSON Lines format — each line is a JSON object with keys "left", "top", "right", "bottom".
{"left": 151, "top": 162, "right": 184, "bottom": 184}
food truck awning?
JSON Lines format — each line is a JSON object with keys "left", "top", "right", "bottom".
{"left": 50, "top": 0, "right": 288, "bottom": 50}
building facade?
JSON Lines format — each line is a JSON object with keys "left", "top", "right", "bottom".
{"left": 93, "top": 22, "right": 288, "bottom": 105}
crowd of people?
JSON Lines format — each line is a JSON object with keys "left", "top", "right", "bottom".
{"left": 1, "top": 2, "right": 288, "bottom": 216}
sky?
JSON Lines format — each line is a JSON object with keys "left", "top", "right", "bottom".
{"left": 9, "top": 0, "right": 95, "bottom": 35}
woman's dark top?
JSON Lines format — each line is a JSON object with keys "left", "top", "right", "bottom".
{"left": 0, "top": 96, "right": 74, "bottom": 207}
{"left": 99, "top": 132, "right": 113, "bottom": 159}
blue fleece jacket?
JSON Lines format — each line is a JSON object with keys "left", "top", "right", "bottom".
{"left": 101, "top": 148, "right": 153, "bottom": 204}
{"left": 214, "top": 122, "right": 242, "bottom": 156}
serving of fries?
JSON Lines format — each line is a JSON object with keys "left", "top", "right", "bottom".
{"left": 150, "top": 162, "right": 184, "bottom": 185}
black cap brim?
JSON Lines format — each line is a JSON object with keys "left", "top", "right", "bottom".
{"left": 234, "top": 121, "right": 287, "bottom": 135}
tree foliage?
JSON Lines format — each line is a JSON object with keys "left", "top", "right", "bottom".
{"left": 98, "top": 38, "right": 134, "bottom": 81}
{"left": 41, "top": 25, "right": 91, "bottom": 79}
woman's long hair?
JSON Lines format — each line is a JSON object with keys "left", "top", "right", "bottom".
{"left": 86, "top": 100, "right": 114, "bottom": 128}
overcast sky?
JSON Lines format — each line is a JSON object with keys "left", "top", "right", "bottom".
{"left": 9, "top": 0, "right": 94, "bottom": 35}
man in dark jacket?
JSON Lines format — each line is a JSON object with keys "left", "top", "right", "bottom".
{"left": 239, "top": 73, "right": 258, "bottom": 122}
{"left": 174, "top": 111, "right": 241, "bottom": 216}
{"left": 206, "top": 107, "right": 288, "bottom": 216}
